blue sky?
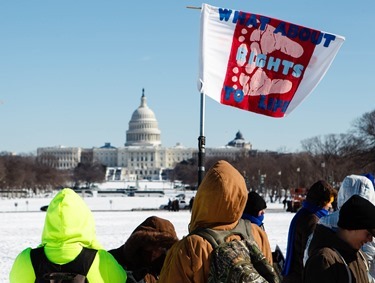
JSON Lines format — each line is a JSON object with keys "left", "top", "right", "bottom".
{"left": 1, "top": 0, "right": 374, "bottom": 154}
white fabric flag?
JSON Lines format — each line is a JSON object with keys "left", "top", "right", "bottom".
{"left": 198, "top": 4, "right": 345, "bottom": 118}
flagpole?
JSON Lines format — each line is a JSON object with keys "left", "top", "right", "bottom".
{"left": 187, "top": 5, "right": 205, "bottom": 188}
{"left": 197, "top": 91, "right": 206, "bottom": 188}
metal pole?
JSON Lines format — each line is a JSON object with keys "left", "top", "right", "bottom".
{"left": 197, "top": 92, "right": 206, "bottom": 188}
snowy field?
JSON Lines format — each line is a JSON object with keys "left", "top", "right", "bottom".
{"left": 0, "top": 197, "right": 294, "bottom": 282}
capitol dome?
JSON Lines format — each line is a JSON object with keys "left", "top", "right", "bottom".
{"left": 125, "top": 89, "right": 161, "bottom": 146}
{"left": 227, "top": 130, "right": 252, "bottom": 149}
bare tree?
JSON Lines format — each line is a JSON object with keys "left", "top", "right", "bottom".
{"left": 349, "top": 109, "right": 375, "bottom": 171}
{"left": 73, "top": 162, "right": 106, "bottom": 188}
{"left": 301, "top": 134, "right": 353, "bottom": 185}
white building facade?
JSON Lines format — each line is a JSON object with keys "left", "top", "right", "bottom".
{"left": 37, "top": 89, "right": 252, "bottom": 181}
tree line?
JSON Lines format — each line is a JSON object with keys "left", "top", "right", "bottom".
{"left": 1, "top": 109, "right": 374, "bottom": 198}
{"left": 171, "top": 108, "right": 375, "bottom": 198}
{"left": 0, "top": 155, "right": 105, "bottom": 197}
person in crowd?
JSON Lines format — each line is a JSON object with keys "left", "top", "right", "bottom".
{"left": 242, "top": 190, "right": 281, "bottom": 278}
{"left": 158, "top": 160, "right": 273, "bottom": 282}
{"left": 167, "top": 198, "right": 172, "bottom": 211}
{"left": 364, "top": 173, "right": 375, "bottom": 186}
{"left": 304, "top": 174, "right": 375, "bottom": 281}
{"left": 189, "top": 196, "right": 195, "bottom": 212}
{"left": 282, "top": 180, "right": 336, "bottom": 283}
{"left": 9, "top": 188, "right": 127, "bottom": 283}
{"left": 109, "top": 215, "right": 179, "bottom": 283}
{"left": 304, "top": 194, "right": 375, "bottom": 283}
{"left": 242, "top": 191, "right": 268, "bottom": 230}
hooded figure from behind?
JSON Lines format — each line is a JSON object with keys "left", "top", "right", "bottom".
{"left": 109, "top": 216, "right": 178, "bottom": 283}
{"left": 158, "top": 160, "right": 273, "bottom": 283}
{"left": 9, "top": 188, "right": 127, "bottom": 283}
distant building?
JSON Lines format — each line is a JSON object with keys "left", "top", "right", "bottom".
{"left": 37, "top": 89, "right": 253, "bottom": 181}
{"left": 37, "top": 146, "right": 81, "bottom": 170}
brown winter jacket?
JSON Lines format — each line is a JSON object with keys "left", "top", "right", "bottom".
{"left": 304, "top": 224, "right": 369, "bottom": 283}
{"left": 158, "top": 160, "right": 273, "bottom": 283}
{"left": 109, "top": 216, "right": 178, "bottom": 283}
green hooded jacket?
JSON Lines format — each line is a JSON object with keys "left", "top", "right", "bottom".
{"left": 9, "top": 188, "right": 127, "bottom": 283}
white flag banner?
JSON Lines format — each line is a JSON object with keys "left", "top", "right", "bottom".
{"left": 198, "top": 4, "right": 345, "bottom": 118}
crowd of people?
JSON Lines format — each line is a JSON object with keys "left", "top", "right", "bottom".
{"left": 9, "top": 160, "right": 375, "bottom": 283}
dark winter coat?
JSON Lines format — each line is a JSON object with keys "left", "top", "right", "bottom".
{"left": 282, "top": 208, "right": 320, "bottom": 283}
{"left": 109, "top": 216, "right": 178, "bottom": 283}
{"left": 304, "top": 224, "right": 369, "bottom": 283}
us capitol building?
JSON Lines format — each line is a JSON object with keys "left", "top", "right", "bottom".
{"left": 37, "top": 89, "right": 252, "bottom": 181}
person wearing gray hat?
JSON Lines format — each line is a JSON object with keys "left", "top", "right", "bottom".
{"left": 304, "top": 195, "right": 375, "bottom": 283}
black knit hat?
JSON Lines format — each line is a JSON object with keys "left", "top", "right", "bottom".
{"left": 338, "top": 195, "right": 375, "bottom": 236}
{"left": 244, "top": 191, "right": 267, "bottom": 216}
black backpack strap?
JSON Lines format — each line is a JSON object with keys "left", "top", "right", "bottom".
{"left": 30, "top": 247, "right": 45, "bottom": 274}
{"left": 30, "top": 246, "right": 98, "bottom": 281}
{"left": 66, "top": 247, "right": 97, "bottom": 276}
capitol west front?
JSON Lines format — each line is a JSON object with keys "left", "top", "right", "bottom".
{"left": 37, "top": 90, "right": 252, "bottom": 181}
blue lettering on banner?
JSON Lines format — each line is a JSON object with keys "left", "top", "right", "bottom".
{"left": 218, "top": 8, "right": 336, "bottom": 48}
{"left": 237, "top": 49, "right": 305, "bottom": 78}
{"left": 223, "top": 87, "right": 290, "bottom": 114}
{"left": 218, "top": 8, "right": 232, "bottom": 21}
{"left": 236, "top": 44, "right": 248, "bottom": 63}
{"left": 258, "top": 94, "right": 290, "bottom": 113}
{"left": 224, "top": 86, "right": 244, "bottom": 102}
{"left": 218, "top": 9, "right": 269, "bottom": 31}
{"left": 273, "top": 22, "right": 336, "bottom": 47}
{"left": 292, "top": 64, "right": 304, "bottom": 77}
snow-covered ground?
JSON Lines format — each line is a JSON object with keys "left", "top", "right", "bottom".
{"left": 0, "top": 197, "right": 294, "bottom": 282}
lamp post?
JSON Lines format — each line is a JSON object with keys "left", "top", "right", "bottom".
{"left": 258, "top": 170, "right": 261, "bottom": 191}
{"left": 296, "top": 167, "right": 300, "bottom": 188}
{"left": 321, "top": 162, "right": 326, "bottom": 179}
{"left": 278, "top": 171, "right": 282, "bottom": 201}
{"left": 260, "top": 174, "right": 266, "bottom": 196}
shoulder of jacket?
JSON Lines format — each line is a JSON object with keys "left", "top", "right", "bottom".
{"left": 314, "top": 247, "right": 343, "bottom": 263}
{"left": 96, "top": 249, "right": 121, "bottom": 263}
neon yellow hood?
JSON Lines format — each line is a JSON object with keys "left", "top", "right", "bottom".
{"left": 41, "top": 188, "right": 103, "bottom": 262}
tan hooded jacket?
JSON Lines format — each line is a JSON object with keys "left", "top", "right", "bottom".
{"left": 158, "top": 160, "right": 273, "bottom": 283}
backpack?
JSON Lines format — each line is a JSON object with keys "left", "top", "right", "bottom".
{"left": 124, "top": 271, "right": 147, "bottom": 283}
{"left": 271, "top": 245, "right": 285, "bottom": 281}
{"left": 191, "top": 219, "right": 280, "bottom": 283}
{"left": 30, "top": 246, "right": 98, "bottom": 283}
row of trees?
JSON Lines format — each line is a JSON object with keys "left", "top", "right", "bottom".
{"left": 0, "top": 109, "right": 374, "bottom": 197}
{"left": 0, "top": 155, "right": 105, "bottom": 197}
{"left": 171, "top": 109, "right": 375, "bottom": 197}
